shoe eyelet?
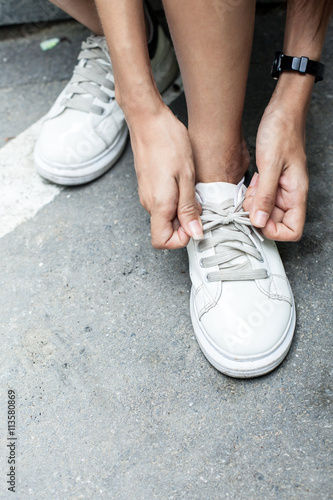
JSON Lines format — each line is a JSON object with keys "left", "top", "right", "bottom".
{"left": 204, "top": 274, "right": 210, "bottom": 284}
{"left": 258, "top": 255, "right": 264, "bottom": 263}
{"left": 199, "top": 258, "right": 204, "bottom": 268}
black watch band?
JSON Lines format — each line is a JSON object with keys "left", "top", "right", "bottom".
{"left": 271, "top": 51, "right": 325, "bottom": 83}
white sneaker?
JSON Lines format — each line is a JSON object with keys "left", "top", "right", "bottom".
{"left": 34, "top": 28, "right": 179, "bottom": 185}
{"left": 187, "top": 179, "right": 296, "bottom": 378}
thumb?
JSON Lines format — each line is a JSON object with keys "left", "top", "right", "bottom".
{"left": 250, "top": 167, "right": 280, "bottom": 228}
{"left": 177, "top": 176, "right": 203, "bottom": 240}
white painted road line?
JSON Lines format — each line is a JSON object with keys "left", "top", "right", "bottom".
{"left": 0, "top": 119, "right": 62, "bottom": 239}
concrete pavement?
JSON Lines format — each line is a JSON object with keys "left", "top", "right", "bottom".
{"left": 0, "top": 7, "right": 332, "bottom": 499}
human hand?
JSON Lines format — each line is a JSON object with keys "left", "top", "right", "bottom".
{"left": 127, "top": 103, "right": 203, "bottom": 249}
{"left": 243, "top": 105, "right": 309, "bottom": 241}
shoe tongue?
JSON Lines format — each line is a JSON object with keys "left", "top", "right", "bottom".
{"left": 195, "top": 182, "right": 238, "bottom": 205}
{"left": 197, "top": 180, "right": 249, "bottom": 269}
{"left": 72, "top": 36, "right": 112, "bottom": 104}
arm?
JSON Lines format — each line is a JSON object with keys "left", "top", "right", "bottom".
{"left": 94, "top": 0, "right": 203, "bottom": 248}
{"left": 245, "top": 0, "right": 332, "bottom": 241}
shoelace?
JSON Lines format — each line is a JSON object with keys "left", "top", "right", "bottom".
{"left": 61, "top": 37, "right": 115, "bottom": 115}
{"left": 198, "top": 198, "right": 268, "bottom": 282}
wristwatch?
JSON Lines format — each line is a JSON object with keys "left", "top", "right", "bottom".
{"left": 271, "top": 51, "right": 325, "bottom": 83}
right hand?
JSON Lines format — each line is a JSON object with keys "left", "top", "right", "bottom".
{"left": 126, "top": 102, "right": 203, "bottom": 249}
{"left": 243, "top": 100, "right": 309, "bottom": 242}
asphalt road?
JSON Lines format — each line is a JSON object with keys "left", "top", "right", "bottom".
{"left": 0, "top": 7, "right": 332, "bottom": 499}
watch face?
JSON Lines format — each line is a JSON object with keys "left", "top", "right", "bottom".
{"left": 271, "top": 51, "right": 283, "bottom": 80}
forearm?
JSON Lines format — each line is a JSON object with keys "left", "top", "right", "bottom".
{"left": 94, "top": 0, "right": 162, "bottom": 116}
{"left": 271, "top": 0, "right": 332, "bottom": 125}
{"left": 284, "top": 0, "right": 332, "bottom": 59}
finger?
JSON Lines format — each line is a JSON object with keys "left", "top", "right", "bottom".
{"left": 261, "top": 219, "right": 297, "bottom": 241}
{"left": 177, "top": 172, "right": 204, "bottom": 240}
{"left": 250, "top": 166, "right": 281, "bottom": 228}
{"left": 172, "top": 217, "right": 180, "bottom": 232}
{"left": 269, "top": 205, "right": 285, "bottom": 223}
{"left": 243, "top": 172, "right": 258, "bottom": 212}
{"left": 172, "top": 218, "right": 191, "bottom": 245}
{"left": 195, "top": 199, "right": 203, "bottom": 215}
{"left": 261, "top": 206, "right": 305, "bottom": 241}
{"left": 150, "top": 212, "right": 190, "bottom": 249}
{"left": 246, "top": 172, "right": 259, "bottom": 197}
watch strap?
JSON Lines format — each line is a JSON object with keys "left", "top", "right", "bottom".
{"left": 272, "top": 51, "right": 325, "bottom": 83}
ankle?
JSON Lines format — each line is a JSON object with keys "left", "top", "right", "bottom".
{"left": 191, "top": 135, "right": 250, "bottom": 185}
{"left": 196, "top": 163, "right": 249, "bottom": 185}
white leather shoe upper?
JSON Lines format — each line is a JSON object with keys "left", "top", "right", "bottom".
{"left": 187, "top": 180, "right": 294, "bottom": 361}
{"left": 36, "top": 36, "right": 126, "bottom": 167}
{"left": 35, "top": 29, "right": 179, "bottom": 175}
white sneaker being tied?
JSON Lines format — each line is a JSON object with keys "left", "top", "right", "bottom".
{"left": 34, "top": 28, "right": 179, "bottom": 185}
{"left": 187, "top": 178, "right": 296, "bottom": 378}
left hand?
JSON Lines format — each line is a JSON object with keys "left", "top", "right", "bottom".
{"left": 243, "top": 105, "right": 309, "bottom": 241}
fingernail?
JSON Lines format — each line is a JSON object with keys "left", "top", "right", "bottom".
{"left": 253, "top": 211, "right": 269, "bottom": 228}
{"left": 249, "top": 172, "right": 258, "bottom": 187}
{"left": 188, "top": 220, "right": 204, "bottom": 240}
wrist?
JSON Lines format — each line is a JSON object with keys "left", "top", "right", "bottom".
{"left": 282, "top": 42, "right": 323, "bottom": 64}
{"left": 270, "top": 72, "right": 314, "bottom": 126}
{"left": 115, "top": 77, "right": 164, "bottom": 121}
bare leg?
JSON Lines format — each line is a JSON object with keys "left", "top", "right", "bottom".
{"left": 162, "top": 0, "right": 256, "bottom": 184}
{"left": 49, "top": 0, "right": 256, "bottom": 185}
{"left": 48, "top": 0, "right": 104, "bottom": 34}
{"left": 48, "top": 0, "right": 152, "bottom": 40}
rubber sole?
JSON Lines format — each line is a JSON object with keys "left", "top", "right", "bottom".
{"left": 190, "top": 289, "right": 296, "bottom": 378}
{"left": 34, "top": 126, "right": 129, "bottom": 186}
